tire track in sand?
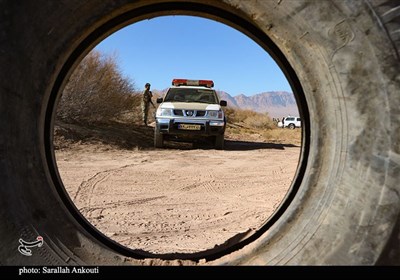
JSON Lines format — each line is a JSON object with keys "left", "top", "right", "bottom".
{"left": 72, "top": 160, "right": 150, "bottom": 210}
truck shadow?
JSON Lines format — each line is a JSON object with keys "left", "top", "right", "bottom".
{"left": 224, "top": 140, "right": 300, "bottom": 151}
{"left": 162, "top": 139, "right": 300, "bottom": 151}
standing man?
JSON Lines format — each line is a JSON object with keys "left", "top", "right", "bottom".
{"left": 141, "top": 82, "right": 155, "bottom": 126}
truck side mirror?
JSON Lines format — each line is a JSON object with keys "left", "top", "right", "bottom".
{"left": 220, "top": 100, "right": 227, "bottom": 107}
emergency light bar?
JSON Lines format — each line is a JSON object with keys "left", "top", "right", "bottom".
{"left": 172, "top": 79, "right": 214, "bottom": 88}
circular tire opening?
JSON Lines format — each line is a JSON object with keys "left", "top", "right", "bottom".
{"left": 50, "top": 7, "right": 308, "bottom": 262}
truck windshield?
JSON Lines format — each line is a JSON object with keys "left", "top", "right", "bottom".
{"left": 164, "top": 88, "right": 218, "bottom": 104}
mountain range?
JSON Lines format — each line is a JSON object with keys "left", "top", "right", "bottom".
{"left": 152, "top": 89, "right": 299, "bottom": 119}
{"left": 216, "top": 90, "right": 299, "bottom": 119}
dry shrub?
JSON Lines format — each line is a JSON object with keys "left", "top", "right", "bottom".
{"left": 56, "top": 50, "right": 141, "bottom": 125}
{"left": 225, "top": 108, "right": 301, "bottom": 145}
{"left": 262, "top": 128, "right": 302, "bottom": 145}
{"left": 225, "top": 108, "right": 274, "bottom": 129}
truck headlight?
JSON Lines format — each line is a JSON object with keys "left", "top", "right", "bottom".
{"left": 208, "top": 110, "right": 223, "bottom": 119}
{"left": 156, "top": 108, "right": 173, "bottom": 117}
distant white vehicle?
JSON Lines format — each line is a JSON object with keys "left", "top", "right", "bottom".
{"left": 278, "top": 116, "right": 301, "bottom": 129}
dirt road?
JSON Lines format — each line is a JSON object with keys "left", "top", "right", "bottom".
{"left": 55, "top": 138, "right": 300, "bottom": 256}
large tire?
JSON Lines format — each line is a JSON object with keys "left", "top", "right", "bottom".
{"left": 0, "top": 0, "right": 399, "bottom": 265}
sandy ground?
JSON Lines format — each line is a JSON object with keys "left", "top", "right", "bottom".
{"left": 55, "top": 137, "right": 300, "bottom": 256}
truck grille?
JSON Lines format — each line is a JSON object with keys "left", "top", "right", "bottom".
{"left": 173, "top": 110, "right": 206, "bottom": 117}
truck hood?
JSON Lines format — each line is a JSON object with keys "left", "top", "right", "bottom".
{"left": 159, "top": 102, "right": 221, "bottom": 111}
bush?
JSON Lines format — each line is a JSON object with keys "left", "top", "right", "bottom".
{"left": 225, "top": 108, "right": 274, "bottom": 129}
{"left": 56, "top": 50, "right": 140, "bottom": 124}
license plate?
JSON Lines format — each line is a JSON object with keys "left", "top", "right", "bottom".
{"left": 178, "top": 124, "right": 201, "bottom": 130}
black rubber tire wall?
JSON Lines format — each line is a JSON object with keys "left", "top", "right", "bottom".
{"left": 1, "top": 0, "right": 399, "bottom": 265}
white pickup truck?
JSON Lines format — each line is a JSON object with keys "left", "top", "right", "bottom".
{"left": 278, "top": 116, "right": 301, "bottom": 129}
{"left": 154, "top": 79, "right": 227, "bottom": 149}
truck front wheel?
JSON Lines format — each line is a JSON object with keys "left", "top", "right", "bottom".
{"left": 154, "top": 127, "right": 164, "bottom": 148}
{"left": 215, "top": 135, "right": 224, "bottom": 150}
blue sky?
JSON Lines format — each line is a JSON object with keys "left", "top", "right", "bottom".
{"left": 95, "top": 15, "right": 292, "bottom": 97}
